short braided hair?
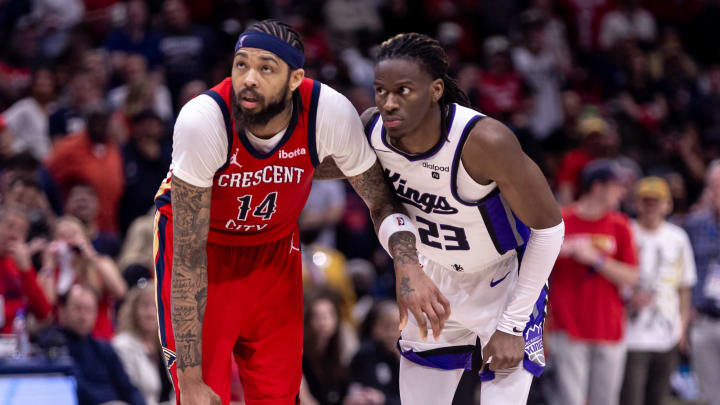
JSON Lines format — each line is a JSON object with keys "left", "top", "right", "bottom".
{"left": 378, "top": 33, "right": 470, "bottom": 108}
{"left": 245, "top": 19, "right": 304, "bottom": 54}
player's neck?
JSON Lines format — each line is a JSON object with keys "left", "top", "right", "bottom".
{"left": 247, "top": 105, "right": 293, "bottom": 139}
{"left": 393, "top": 104, "right": 443, "bottom": 155}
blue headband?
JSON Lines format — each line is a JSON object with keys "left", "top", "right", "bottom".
{"left": 235, "top": 31, "right": 305, "bottom": 69}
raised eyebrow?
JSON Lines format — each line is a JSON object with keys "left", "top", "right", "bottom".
{"left": 259, "top": 55, "right": 280, "bottom": 66}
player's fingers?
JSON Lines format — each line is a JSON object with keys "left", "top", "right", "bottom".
{"left": 423, "top": 304, "right": 441, "bottom": 340}
{"left": 431, "top": 301, "right": 447, "bottom": 335}
{"left": 398, "top": 303, "right": 408, "bottom": 331}
{"left": 481, "top": 345, "right": 490, "bottom": 372}
{"left": 437, "top": 291, "right": 451, "bottom": 319}
{"left": 409, "top": 306, "right": 428, "bottom": 341}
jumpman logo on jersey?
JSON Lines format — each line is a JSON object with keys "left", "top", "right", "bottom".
{"left": 229, "top": 148, "right": 242, "bottom": 168}
{"left": 289, "top": 233, "right": 300, "bottom": 254}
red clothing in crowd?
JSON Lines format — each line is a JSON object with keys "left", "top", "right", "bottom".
{"left": 548, "top": 206, "right": 638, "bottom": 342}
{"left": 477, "top": 71, "right": 525, "bottom": 118}
{"left": 0, "top": 256, "right": 52, "bottom": 333}
{"left": 555, "top": 148, "right": 596, "bottom": 194}
{"left": 46, "top": 132, "right": 124, "bottom": 232}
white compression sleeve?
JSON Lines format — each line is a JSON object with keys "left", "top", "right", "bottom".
{"left": 497, "top": 221, "right": 565, "bottom": 335}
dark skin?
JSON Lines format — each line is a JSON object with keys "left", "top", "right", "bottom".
{"left": 171, "top": 49, "right": 450, "bottom": 405}
{"left": 371, "top": 58, "right": 562, "bottom": 372}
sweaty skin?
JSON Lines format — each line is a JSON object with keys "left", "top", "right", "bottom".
{"left": 371, "top": 57, "right": 561, "bottom": 371}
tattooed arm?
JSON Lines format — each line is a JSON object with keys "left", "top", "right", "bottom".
{"left": 347, "top": 161, "right": 450, "bottom": 340}
{"left": 170, "top": 175, "right": 221, "bottom": 405}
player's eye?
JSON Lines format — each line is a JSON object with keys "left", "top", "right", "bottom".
{"left": 236, "top": 62, "right": 246, "bottom": 69}
{"left": 262, "top": 65, "right": 273, "bottom": 73}
{"left": 375, "top": 87, "right": 386, "bottom": 96}
{"left": 399, "top": 87, "right": 411, "bottom": 95}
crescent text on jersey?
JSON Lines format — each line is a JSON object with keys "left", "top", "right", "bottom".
{"left": 216, "top": 165, "right": 306, "bottom": 188}
{"left": 384, "top": 169, "right": 459, "bottom": 215}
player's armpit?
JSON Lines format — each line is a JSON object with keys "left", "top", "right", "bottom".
{"left": 170, "top": 175, "right": 212, "bottom": 379}
{"left": 314, "top": 157, "right": 347, "bottom": 180}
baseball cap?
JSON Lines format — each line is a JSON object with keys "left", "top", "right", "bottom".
{"left": 635, "top": 176, "right": 671, "bottom": 200}
{"left": 579, "top": 159, "right": 621, "bottom": 192}
{"left": 578, "top": 116, "right": 610, "bottom": 137}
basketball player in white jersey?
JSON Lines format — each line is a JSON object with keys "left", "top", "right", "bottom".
{"left": 364, "top": 33, "right": 565, "bottom": 404}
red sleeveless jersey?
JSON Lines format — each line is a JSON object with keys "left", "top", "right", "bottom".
{"left": 156, "top": 77, "right": 321, "bottom": 245}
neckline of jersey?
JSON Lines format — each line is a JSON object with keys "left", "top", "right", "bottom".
{"left": 380, "top": 103, "right": 457, "bottom": 162}
{"left": 235, "top": 97, "right": 299, "bottom": 160}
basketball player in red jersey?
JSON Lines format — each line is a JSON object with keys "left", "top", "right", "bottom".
{"left": 153, "top": 20, "right": 450, "bottom": 405}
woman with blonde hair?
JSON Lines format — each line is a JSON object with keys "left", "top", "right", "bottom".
{"left": 113, "top": 282, "right": 175, "bottom": 405}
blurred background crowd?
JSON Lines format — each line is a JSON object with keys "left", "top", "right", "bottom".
{"left": 1, "top": 0, "right": 719, "bottom": 404}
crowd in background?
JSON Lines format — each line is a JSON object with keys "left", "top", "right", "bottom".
{"left": 1, "top": 0, "right": 720, "bottom": 404}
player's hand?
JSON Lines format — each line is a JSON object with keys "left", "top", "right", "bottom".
{"left": 179, "top": 379, "right": 222, "bottom": 405}
{"left": 395, "top": 264, "right": 450, "bottom": 341}
{"left": 481, "top": 329, "right": 525, "bottom": 371}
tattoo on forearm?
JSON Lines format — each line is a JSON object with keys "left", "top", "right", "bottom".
{"left": 389, "top": 231, "right": 418, "bottom": 264}
{"left": 171, "top": 175, "right": 211, "bottom": 372}
{"left": 400, "top": 277, "right": 415, "bottom": 297}
{"left": 347, "top": 161, "right": 403, "bottom": 233}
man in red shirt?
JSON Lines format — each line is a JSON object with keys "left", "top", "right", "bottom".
{"left": 46, "top": 109, "right": 125, "bottom": 233}
{"left": 0, "top": 206, "right": 52, "bottom": 333}
{"left": 548, "top": 159, "right": 639, "bottom": 405}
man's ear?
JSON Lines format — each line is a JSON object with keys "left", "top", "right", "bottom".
{"left": 431, "top": 78, "right": 444, "bottom": 103}
{"left": 289, "top": 68, "right": 305, "bottom": 92}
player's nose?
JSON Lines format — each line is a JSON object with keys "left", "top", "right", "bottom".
{"left": 383, "top": 93, "right": 400, "bottom": 112}
{"left": 243, "top": 69, "right": 260, "bottom": 88}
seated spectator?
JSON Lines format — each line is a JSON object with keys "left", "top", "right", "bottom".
{"left": 48, "top": 72, "right": 102, "bottom": 139}
{"left": 0, "top": 206, "right": 52, "bottom": 333}
{"left": 53, "top": 284, "right": 145, "bottom": 405}
{"left": 117, "top": 211, "right": 155, "bottom": 286}
{"left": 621, "top": 177, "right": 697, "bottom": 405}
{"left": 300, "top": 179, "right": 346, "bottom": 249}
{"left": 113, "top": 283, "right": 175, "bottom": 405}
{"left": 350, "top": 300, "right": 401, "bottom": 405}
{"left": 119, "top": 110, "right": 170, "bottom": 234}
{"left": 38, "top": 217, "right": 126, "bottom": 340}
{"left": 105, "top": 0, "right": 162, "bottom": 71}
{"left": 65, "top": 183, "right": 121, "bottom": 258}
{"left": 46, "top": 108, "right": 125, "bottom": 233}
{"left": 0, "top": 152, "right": 64, "bottom": 219}
{"left": 3, "top": 174, "right": 56, "bottom": 238}
{"left": 301, "top": 287, "right": 357, "bottom": 405}
{"left": 599, "top": 0, "right": 657, "bottom": 51}
{"left": 1, "top": 68, "right": 56, "bottom": 160}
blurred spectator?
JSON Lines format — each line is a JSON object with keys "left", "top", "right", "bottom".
{"left": 48, "top": 71, "right": 103, "bottom": 139}
{"left": 107, "top": 53, "right": 173, "bottom": 140}
{"left": 175, "top": 79, "right": 207, "bottom": 115}
{"left": 349, "top": 300, "right": 400, "bottom": 405}
{"left": 529, "top": 0, "right": 572, "bottom": 75}
{"left": 113, "top": 283, "right": 175, "bottom": 405}
{"left": 65, "top": 183, "right": 121, "bottom": 258}
{"left": 512, "top": 10, "right": 564, "bottom": 142}
{"left": 119, "top": 110, "right": 170, "bottom": 234}
{"left": 82, "top": 49, "right": 112, "bottom": 98}
{"left": 117, "top": 211, "right": 154, "bottom": 285}
{"left": 31, "top": 0, "right": 84, "bottom": 60}
{"left": 555, "top": 116, "right": 619, "bottom": 205}
{"left": 474, "top": 36, "right": 529, "bottom": 127}
{"left": 105, "top": 0, "right": 162, "bottom": 70}
{"left": 1, "top": 68, "right": 56, "bottom": 160}
{"left": 158, "top": 0, "right": 216, "bottom": 102}
{"left": 557, "top": 0, "right": 613, "bottom": 53}
{"left": 0, "top": 116, "right": 12, "bottom": 162}
{"left": 0, "top": 205, "right": 52, "bottom": 333}
{"left": 621, "top": 177, "right": 696, "bottom": 405}
{"left": 47, "top": 108, "right": 125, "bottom": 233}
{"left": 38, "top": 216, "right": 126, "bottom": 340}
{"left": 684, "top": 160, "right": 720, "bottom": 405}
{"left": 323, "top": 0, "right": 382, "bottom": 50}
{"left": 300, "top": 179, "right": 346, "bottom": 248}
{"left": 0, "top": 19, "right": 36, "bottom": 107}
{"left": 301, "top": 287, "right": 357, "bottom": 405}
{"left": 51, "top": 284, "right": 146, "bottom": 405}
{"left": 598, "top": 0, "right": 657, "bottom": 51}
{"left": 3, "top": 174, "right": 56, "bottom": 238}
{"left": 548, "top": 160, "right": 639, "bottom": 405}
{"left": 0, "top": 152, "right": 63, "bottom": 221}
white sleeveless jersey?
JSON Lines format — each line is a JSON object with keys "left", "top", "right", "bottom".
{"left": 367, "top": 104, "right": 530, "bottom": 273}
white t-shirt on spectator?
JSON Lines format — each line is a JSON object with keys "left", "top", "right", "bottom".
{"left": 3, "top": 97, "right": 52, "bottom": 160}
{"left": 599, "top": 8, "right": 657, "bottom": 50}
{"left": 171, "top": 82, "right": 376, "bottom": 188}
{"left": 625, "top": 221, "right": 697, "bottom": 352}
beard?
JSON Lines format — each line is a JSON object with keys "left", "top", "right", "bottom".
{"left": 231, "top": 80, "right": 292, "bottom": 129}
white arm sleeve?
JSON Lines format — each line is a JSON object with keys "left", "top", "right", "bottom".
{"left": 497, "top": 221, "right": 565, "bottom": 335}
{"left": 315, "top": 84, "right": 377, "bottom": 177}
{"left": 170, "top": 95, "right": 228, "bottom": 187}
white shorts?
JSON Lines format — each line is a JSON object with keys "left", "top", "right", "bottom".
{"left": 398, "top": 252, "right": 547, "bottom": 378}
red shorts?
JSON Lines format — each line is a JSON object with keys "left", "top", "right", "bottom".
{"left": 153, "top": 212, "right": 303, "bottom": 405}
